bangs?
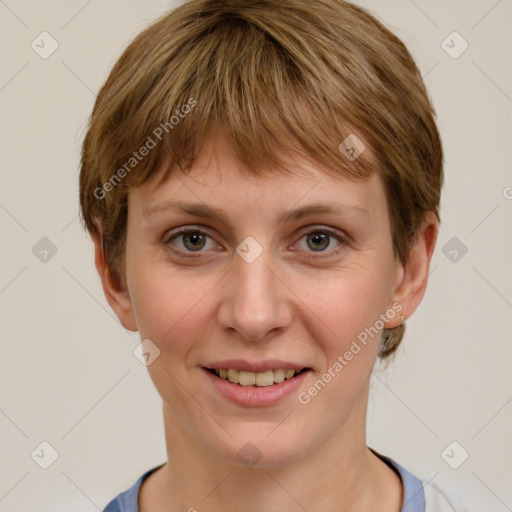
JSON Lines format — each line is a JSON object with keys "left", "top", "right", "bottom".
{"left": 85, "top": 5, "right": 384, "bottom": 205}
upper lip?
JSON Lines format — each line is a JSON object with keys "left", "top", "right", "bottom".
{"left": 203, "top": 359, "right": 310, "bottom": 373}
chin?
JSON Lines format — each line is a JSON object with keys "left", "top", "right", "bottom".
{"left": 206, "top": 423, "right": 313, "bottom": 469}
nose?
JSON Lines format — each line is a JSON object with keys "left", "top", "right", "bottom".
{"left": 218, "top": 246, "right": 292, "bottom": 342}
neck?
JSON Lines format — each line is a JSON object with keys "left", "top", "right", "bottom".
{"left": 140, "top": 401, "right": 403, "bottom": 512}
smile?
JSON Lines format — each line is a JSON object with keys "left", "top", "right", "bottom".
{"left": 202, "top": 364, "right": 313, "bottom": 407}
{"left": 206, "top": 368, "right": 309, "bottom": 387}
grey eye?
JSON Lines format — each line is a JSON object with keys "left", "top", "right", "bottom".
{"left": 306, "top": 232, "right": 331, "bottom": 251}
{"left": 181, "top": 232, "right": 208, "bottom": 251}
{"left": 167, "top": 230, "right": 217, "bottom": 252}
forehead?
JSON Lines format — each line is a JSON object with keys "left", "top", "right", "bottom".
{"left": 128, "top": 132, "right": 387, "bottom": 224}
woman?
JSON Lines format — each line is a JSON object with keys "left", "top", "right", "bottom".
{"left": 79, "top": 0, "right": 459, "bottom": 510}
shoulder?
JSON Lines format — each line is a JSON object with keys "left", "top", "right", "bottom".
{"left": 370, "top": 449, "right": 425, "bottom": 511}
{"left": 102, "top": 464, "right": 165, "bottom": 512}
{"left": 370, "top": 448, "right": 499, "bottom": 512}
{"left": 385, "top": 459, "right": 468, "bottom": 512}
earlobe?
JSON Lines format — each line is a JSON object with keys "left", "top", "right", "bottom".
{"left": 92, "top": 233, "right": 138, "bottom": 332}
{"left": 387, "top": 212, "right": 439, "bottom": 327}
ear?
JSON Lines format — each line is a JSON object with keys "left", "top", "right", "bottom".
{"left": 92, "top": 233, "right": 138, "bottom": 332}
{"left": 386, "top": 211, "right": 439, "bottom": 327}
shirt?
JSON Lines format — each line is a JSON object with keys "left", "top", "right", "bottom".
{"left": 102, "top": 452, "right": 458, "bottom": 512}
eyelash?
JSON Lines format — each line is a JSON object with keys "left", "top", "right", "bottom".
{"left": 163, "top": 227, "right": 348, "bottom": 261}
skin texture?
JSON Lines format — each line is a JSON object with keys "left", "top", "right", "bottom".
{"left": 94, "top": 133, "right": 438, "bottom": 511}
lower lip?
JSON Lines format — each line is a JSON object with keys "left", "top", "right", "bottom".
{"left": 202, "top": 368, "right": 312, "bottom": 407}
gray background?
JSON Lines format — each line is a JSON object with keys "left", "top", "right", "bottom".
{"left": 0, "top": 0, "right": 511, "bottom": 510}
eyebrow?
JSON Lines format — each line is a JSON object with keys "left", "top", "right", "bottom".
{"left": 142, "top": 200, "right": 370, "bottom": 225}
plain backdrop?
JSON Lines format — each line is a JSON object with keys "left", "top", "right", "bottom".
{"left": 0, "top": 1, "right": 511, "bottom": 511}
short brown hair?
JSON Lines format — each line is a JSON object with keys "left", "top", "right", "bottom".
{"left": 79, "top": 0, "right": 443, "bottom": 358}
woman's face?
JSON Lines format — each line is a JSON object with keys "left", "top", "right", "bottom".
{"left": 120, "top": 133, "right": 407, "bottom": 467}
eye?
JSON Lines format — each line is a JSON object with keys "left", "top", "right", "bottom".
{"left": 295, "top": 229, "right": 346, "bottom": 257}
{"left": 165, "top": 228, "right": 219, "bottom": 254}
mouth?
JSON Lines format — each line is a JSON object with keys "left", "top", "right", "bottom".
{"left": 203, "top": 367, "right": 312, "bottom": 387}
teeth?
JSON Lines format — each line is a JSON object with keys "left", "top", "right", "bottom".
{"left": 227, "top": 369, "right": 239, "bottom": 383}
{"left": 273, "top": 369, "right": 285, "bottom": 383}
{"left": 239, "top": 371, "right": 256, "bottom": 386}
{"left": 213, "top": 368, "right": 303, "bottom": 386}
{"left": 255, "top": 370, "right": 274, "bottom": 387}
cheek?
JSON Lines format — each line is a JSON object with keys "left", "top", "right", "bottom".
{"left": 128, "top": 262, "right": 219, "bottom": 353}
{"left": 127, "top": 266, "right": 219, "bottom": 408}
{"left": 298, "top": 269, "right": 388, "bottom": 352}
{"left": 295, "top": 275, "right": 385, "bottom": 418}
